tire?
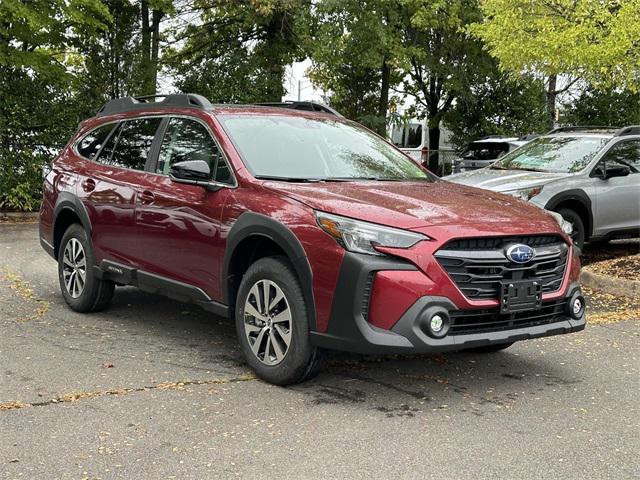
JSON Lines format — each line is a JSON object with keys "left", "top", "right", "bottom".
{"left": 58, "top": 224, "right": 114, "bottom": 313}
{"left": 235, "top": 256, "right": 323, "bottom": 385}
{"left": 556, "top": 208, "right": 585, "bottom": 250}
{"left": 464, "top": 342, "right": 514, "bottom": 353}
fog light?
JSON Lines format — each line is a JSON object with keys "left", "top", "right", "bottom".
{"left": 566, "top": 293, "right": 586, "bottom": 320}
{"left": 572, "top": 298, "right": 583, "bottom": 316}
{"left": 430, "top": 314, "right": 444, "bottom": 333}
{"left": 421, "top": 308, "right": 450, "bottom": 339}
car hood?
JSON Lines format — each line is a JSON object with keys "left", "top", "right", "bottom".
{"left": 447, "top": 168, "right": 571, "bottom": 192}
{"left": 263, "top": 180, "right": 560, "bottom": 232}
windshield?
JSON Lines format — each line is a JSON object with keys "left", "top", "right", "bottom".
{"left": 491, "top": 136, "right": 609, "bottom": 173}
{"left": 219, "top": 115, "right": 434, "bottom": 181}
{"left": 462, "top": 142, "right": 509, "bottom": 161}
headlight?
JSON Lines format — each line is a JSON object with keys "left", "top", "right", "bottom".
{"left": 506, "top": 186, "right": 543, "bottom": 201}
{"left": 548, "top": 211, "right": 573, "bottom": 235}
{"left": 316, "top": 212, "right": 429, "bottom": 256}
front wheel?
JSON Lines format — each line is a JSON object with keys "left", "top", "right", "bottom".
{"left": 555, "top": 208, "right": 585, "bottom": 250}
{"left": 235, "top": 257, "right": 323, "bottom": 385}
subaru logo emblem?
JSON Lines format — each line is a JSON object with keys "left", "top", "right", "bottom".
{"left": 505, "top": 244, "right": 535, "bottom": 264}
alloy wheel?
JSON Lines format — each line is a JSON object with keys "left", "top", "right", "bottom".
{"left": 243, "top": 279, "right": 292, "bottom": 366}
{"left": 62, "top": 238, "right": 87, "bottom": 298}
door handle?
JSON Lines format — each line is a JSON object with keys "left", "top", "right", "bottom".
{"left": 139, "top": 190, "right": 155, "bottom": 205}
{"left": 81, "top": 178, "right": 96, "bottom": 192}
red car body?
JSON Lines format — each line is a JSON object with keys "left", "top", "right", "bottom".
{"left": 40, "top": 96, "right": 585, "bottom": 359}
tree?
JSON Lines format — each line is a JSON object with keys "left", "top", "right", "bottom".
{"left": 169, "top": 0, "right": 309, "bottom": 103}
{"left": 445, "top": 72, "right": 548, "bottom": 149}
{"left": 471, "top": 0, "right": 640, "bottom": 127}
{"left": 140, "top": 0, "right": 173, "bottom": 95}
{"left": 563, "top": 87, "right": 640, "bottom": 127}
{"left": 308, "top": 0, "right": 401, "bottom": 134}
{"left": 0, "top": 0, "right": 110, "bottom": 210}
{"left": 75, "top": 0, "right": 141, "bottom": 114}
{"left": 396, "top": 0, "right": 493, "bottom": 172}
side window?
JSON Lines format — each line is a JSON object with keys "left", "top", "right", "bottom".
{"left": 157, "top": 117, "right": 233, "bottom": 184}
{"left": 98, "top": 117, "right": 162, "bottom": 170}
{"left": 77, "top": 124, "right": 115, "bottom": 160}
{"left": 601, "top": 140, "right": 640, "bottom": 173}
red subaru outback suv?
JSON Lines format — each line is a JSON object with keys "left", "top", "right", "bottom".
{"left": 39, "top": 94, "right": 586, "bottom": 385}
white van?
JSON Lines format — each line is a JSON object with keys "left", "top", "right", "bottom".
{"left": 389, "top": 119, "right": 454, "bottom": 165}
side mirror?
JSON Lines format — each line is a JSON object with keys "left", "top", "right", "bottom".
{"left": 169, "top": 160, "right": 223, "bottom": 191}
{"left": 603, "top": 163, "right": 631, "bottom": 179}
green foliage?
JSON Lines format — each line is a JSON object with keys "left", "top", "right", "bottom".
{"left": 563, "top": 88, "right": 640, "bottom": 127}
{"left": 471, "top": 0, "right": 640, "bottom": 90}
{"left": 308, "top": 0, "right": 400, "bottom": 132}
{"left": 0, "top": 0, "right": 110, "bottom": 211}
{"left": 170, "top": 0, "right": 309, "bottom": 102}
{"left": 77, "top": 0, "right": 141, "bottom": 109}
{"left": 445, "top": 73, "right": 548, "bottom": 149}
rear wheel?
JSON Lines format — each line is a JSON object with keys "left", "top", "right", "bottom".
{"left": 58, "top": 224, "right": 114, "bottom": 312}
{"left": 464, "top": 342, "right": 514, "bottom": 353}
{"left": 556, "top": 208, "right": 585, "bottom": 250}
{"left": 235, "top": 257, "right": 323, "bottom": 385}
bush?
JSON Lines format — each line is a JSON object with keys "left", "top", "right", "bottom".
{"left": 0, "top": 68, "right": 81, "bottom": 212}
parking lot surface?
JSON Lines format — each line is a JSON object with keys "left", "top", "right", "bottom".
{"left": 1, "top": 224, "right": 638, "bottom": 479}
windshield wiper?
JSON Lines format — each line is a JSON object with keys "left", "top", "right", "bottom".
{"left": 513, "top": 167, "right": 547, "bottom": 173}
{"left": 490, "top": 166, "right": 547, "bottom": 173}
{"left": 254, "top": 175, "right": 321, "bottom": 183}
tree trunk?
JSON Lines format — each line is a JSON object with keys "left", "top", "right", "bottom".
{"left": 140, "top": 0, "right": 152, "bottom": 95}
{"left": 150, "top": 9, "right": 163, "bottom": 93}
{"left": 427, "top": 122, "right": 441, "bottom": 174}
{"left": 546, "top": 74, "right": 557, "bottom": 129}
{"left": 377, "top": 58, "right": 390, "bottom": 136}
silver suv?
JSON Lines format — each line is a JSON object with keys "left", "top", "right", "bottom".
{"left": 448, "top": 126, "right": 640, "bottom": 249}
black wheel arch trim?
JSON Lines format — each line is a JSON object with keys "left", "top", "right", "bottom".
{"left": 222, "top": 212, "right": 316, "bottom": 329}
{"left": 54, "top": 192, "right": 92, "bottom": 233}
{"left": 52, "top": 192, "right": 93, "bottom": 257}
{"left": 544, "top": 189, "right": 593, "bottom": 237}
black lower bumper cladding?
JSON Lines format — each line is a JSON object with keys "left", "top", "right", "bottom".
{"left": 310, "top": 252, "right": 585, "bottom": 355}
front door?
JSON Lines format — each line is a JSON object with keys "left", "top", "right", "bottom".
{"left": 134, "top": 116, "right": 235, "bottom": 300}
{"left": 592, "top": 139, "right": 640, "bottom": 237}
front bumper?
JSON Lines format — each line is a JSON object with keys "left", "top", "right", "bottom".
{"left": 310, "top": 252, "right": 585, "bottom": 355}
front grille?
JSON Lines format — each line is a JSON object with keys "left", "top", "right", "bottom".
{"left": 435, "top": 236, "right": 568, "bottom": 300}
{"left": 450, "top": 299, "right": 567, "bottom": 335}
{"left": 441, "top": 235, "right": 562, "bottom": 251}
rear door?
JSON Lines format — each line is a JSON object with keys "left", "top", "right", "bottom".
{"left": 133, "top": 115, "right": 235, "bottom": 299}
{"left": 591, "top": 139, "right": 640, "bottom": 236}
{"left": 77, "top": 117, "right": 163, "bottom": 265}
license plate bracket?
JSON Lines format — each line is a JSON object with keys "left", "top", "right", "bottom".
{"left": 500, "top": 280, "right": 542, "bottom": 314}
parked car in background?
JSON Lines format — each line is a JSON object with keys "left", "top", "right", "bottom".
{"left": 39, "top": 94, "right": 586, "bottom": 385}
{"left": 448, "top": 126, "right": 640, "bottom": 249}
{"left": 452, "top": 136, "right": 536, "bottom": 173}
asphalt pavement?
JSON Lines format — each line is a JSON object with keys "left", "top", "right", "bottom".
{"left": 1, "top": 223, "right": 638, "bottom": 479}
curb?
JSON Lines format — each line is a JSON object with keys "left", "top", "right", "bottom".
{"left": 0, "top": 212, "right": 39, "bottom": 221}
{"left": 580, "top": 269, "right": 640, "bottom": 299}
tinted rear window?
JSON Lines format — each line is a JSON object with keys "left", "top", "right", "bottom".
{"left": 98, "top": 118, "right": 162, "bottom": 170}
{"left": 77, "top": 124, "right": 115, "bottom": 160}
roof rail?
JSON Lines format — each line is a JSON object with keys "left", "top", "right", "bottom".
{"left": 546, "top": 125, "right": 619, "bottom": 134}
{"left": 96, "top": 94, "right": 213, "bottom": 117}
{"left": 255, "top": 101, "right": 343, "bottom": 117}
{"left": 614, "top": 125, "right": 640, "bottom": 136}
